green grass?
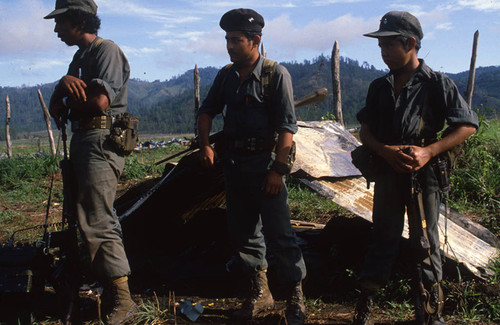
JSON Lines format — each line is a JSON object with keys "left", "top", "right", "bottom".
{"left": 449, "top": 117, "right": 500, "bottom": 236}
{"left": 287, "top": 177, "right": 345, "bottom": 223}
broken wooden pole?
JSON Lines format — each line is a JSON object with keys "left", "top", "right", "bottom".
{"left": 194, "top": 65, "right": 200, "bottom": 137}
{"left": 331, "top": 41, "right": 344, "bottom": 125}
{"left": 261, "top": 43, "right": 267, "bottom": 58}
{"left": 465, "top": 30, "right": 479, "bottom": 108}
{"left": 38, "top": 89, "right": 56, "bottom": 156}
{"left": 5, "top": 95, "right": 12, "bottom": 158}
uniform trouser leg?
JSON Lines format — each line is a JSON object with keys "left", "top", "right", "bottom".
{"left": 408, "top": 190, "right": 443, "bottom": 284}
{"left": 360, "top": 172, "right": 406, "bottom": 288}
{"left": 70, "top": 129, "right": 131, "bottom": 279}
{"left": 360, "top": 172, "right": 442, "bottom": 288}
{"left": 224, "top": 168, "right": 306, "bottom": 283}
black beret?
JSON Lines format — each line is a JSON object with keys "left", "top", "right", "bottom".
{"left": 219, "top": 8, "right": 264, "bottom": 33}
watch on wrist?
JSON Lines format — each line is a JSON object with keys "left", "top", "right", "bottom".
{"left": 271, "top": 160, "right": 291, "bottom": 175}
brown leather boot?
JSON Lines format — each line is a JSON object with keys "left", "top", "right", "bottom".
{"left": 233, "top": 269, "right": 275, "bottom": 319}
{"left": 352, "top": 291, "right": 374, "bottom": 325}
{"left": 285, "top": 281, "right": 306, "bottom": 325}
{"left": 106, "top": 276, "right": 138, "bottom": 325}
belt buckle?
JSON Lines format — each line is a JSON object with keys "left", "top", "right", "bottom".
{"left": 100, "top": 116, "right": 107, "bottom": 129}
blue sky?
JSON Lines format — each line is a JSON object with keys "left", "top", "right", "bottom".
{"left": 1, "top": 0, "right": 499, "bottom": 87}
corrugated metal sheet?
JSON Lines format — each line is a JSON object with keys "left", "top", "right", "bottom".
{"left": 293, "top": 120, "right": 498, "bottom": 278}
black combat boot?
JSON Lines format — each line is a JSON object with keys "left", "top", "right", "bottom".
{"left": 233, "top": 269, "right": 275, "bottom": 319}
{"left": 352, "top": 291, "right": 374, "bottom": 325}
{"left": 285, "top": 281, "right": 306, "bottom": 325}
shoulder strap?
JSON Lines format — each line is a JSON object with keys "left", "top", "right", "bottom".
{"left": 417, "top": 73, "right": 440, "bottom": 141}
{"left": 261, "top": 58, "right": 277, "bottom": 99}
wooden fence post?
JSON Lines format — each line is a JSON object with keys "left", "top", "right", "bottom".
{"left": 331, "top": 41, "right": 343, "bottom": 125}
{"left": 465, "top": 30, "right": 479, "bottom": 108}
{"left": 5, "top": 95, "right": 12, "bottom": 158}
{"left": 194, "top": 65, "right": 200, "bottom": 137}
{"left": 38, "top": 89, "right": 56, "bottom": 156}
{"left": 261, "top": 43, "right": 266, "bottom": 58}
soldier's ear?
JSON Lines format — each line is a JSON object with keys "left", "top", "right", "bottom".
{"left": 406, "top": 36, "right": 417, "bottom": 52}
{"left": 252, "top": 34, "right": 261, "bottom": 47}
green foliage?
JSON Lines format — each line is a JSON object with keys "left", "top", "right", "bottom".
{"left": 0, "top": 154, "right": 56, "bottom": 189}
{"left": 287, "top": 177, "right": 341, "bottom": 222}
{"left": 444, "top": 258, "right": 500, "bottom": 323}
{"left": 131, "top": 293, "right": 187, "bottom": 324}
{"left": 122, "top": 144, "right": 189, "bottom": 180}
{"left": 449, "top": 116, "right": 500, "bottom": 235}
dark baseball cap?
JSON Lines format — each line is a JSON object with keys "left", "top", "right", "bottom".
{"left": 364, "top": 11, "right": 423, "bottom": 43}
{"left": 220, "top": 8, "right": 264, "bottom": 33}
{"left": 44, "top": 0, "right": 98, "bottom": 19}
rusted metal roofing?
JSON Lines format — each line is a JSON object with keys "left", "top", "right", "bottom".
{"left": 293, "top": 120, "right": 498, "bottom": 279}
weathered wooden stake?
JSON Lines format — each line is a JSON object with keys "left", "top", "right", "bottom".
{"left": 331, "top": 41, "right": 343, "bottom": 125}
{"left": 38, "top": 89, "right": 56, "bottom": 156}
{"left": 194, "top": 65, "right": 200, "bottom": 137}
{"left": 261, "top": 43, "right": 267, "bottom": 58}
{"left": 5, "top": 95, "right": 12, "bottom": 158}
{"left": 465, "top": 30, "right": 479, "bottom": 108}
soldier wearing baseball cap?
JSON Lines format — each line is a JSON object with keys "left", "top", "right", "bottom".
{"left": 44, "top": 0, "right": 98, "bottom": 19}
{"left": 45, "top": 1, "right": 138, "bottom": 324}
{"left": 363, "top": 11, "right": 424, "bottom": 48}
{"left": 353, "top": 10, "right": 478, "bottom": 325}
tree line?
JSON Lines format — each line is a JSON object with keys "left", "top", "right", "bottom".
{"left": 0, "top": 56, "right": 498, "bottom": 140}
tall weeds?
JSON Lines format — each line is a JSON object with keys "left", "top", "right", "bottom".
{"left": 449, "top": 117, "right": 500, "bottom": 235}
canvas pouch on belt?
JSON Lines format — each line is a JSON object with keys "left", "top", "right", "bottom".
{"left": 109, "top": 113, "right": 139, "bottom": 155}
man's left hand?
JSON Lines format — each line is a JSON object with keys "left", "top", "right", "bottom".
{"left": 262, "top": 170, "right": 283, "bottom": 196}
{"left": 406, "top": 145, "right": 433, "bottom": 171}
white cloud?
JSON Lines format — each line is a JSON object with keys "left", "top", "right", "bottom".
{"left": 435, "top": 22, "right": 453, "bottom": 30}
{"left": 99, "top": 0, "right": 200, "bottom": 25}
{"left": 0, "top": 0, "right": 61, "bottom": 55}
{"left": 264, "top": 14, "right": 376, "bottom": 56}
{"left": 120, "top": 46, "right": 162, "bottom": 57}
{"left": 458, "top": 0, "right": 500, "bottom": 11}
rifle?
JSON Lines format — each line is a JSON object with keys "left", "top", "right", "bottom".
{"left": 50, "top": 111, "right": 82, "bottom": 324}
{"left": 404, "top": 147, "right": 445, "bottom": 321}
{"left": 154, "top": 88, "right": 328, "bottom": 166}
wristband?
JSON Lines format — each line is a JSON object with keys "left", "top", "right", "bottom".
{"left": 271, "top": 160, "right": 291, "bottom": 175}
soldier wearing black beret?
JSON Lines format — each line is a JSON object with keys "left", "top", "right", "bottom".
{"left": 197, "top": 8, "right": 307, "bottom": 325}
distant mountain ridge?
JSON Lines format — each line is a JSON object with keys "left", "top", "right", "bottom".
{"left": 0, "top": 56, "right": 498, "bottom": 139}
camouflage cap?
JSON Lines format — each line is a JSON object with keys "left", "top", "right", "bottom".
{"left": 219, "top": 8, "right": 264, "bottom": 33}
{"left": 364, "top": 11, "right": 423, "bottom": 43}
{"left": 44, "top": 0, "right": 98, "bottom": 19}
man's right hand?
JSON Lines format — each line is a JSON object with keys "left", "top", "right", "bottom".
{"left": 60, "top": 75, "right": 87, "bottom": 102}
{"left": 380, "top": 145, "right": 414, "bottom": 173}
{"left": 200, "top": 145, "right": 215, "bottom": 168}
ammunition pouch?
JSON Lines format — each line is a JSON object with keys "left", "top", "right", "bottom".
{"left": 431, "top": 156, "right": 451, "bottom": 192}
{"left": 351, "top": 145, "right": 380, "bottom": 183}
{"left": 109, "top": 113, "right": 139, "bottom": 155}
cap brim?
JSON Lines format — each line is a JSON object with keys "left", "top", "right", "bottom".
{"left": 363, "top": 30, "right": 402, "bottom": 38}
{"left": 44, "top": 8, "right": 69, "bottom": 19}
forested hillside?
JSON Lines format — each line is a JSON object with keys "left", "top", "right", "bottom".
{"left": 0, "top": 57, "right": 498, "bottom": 139}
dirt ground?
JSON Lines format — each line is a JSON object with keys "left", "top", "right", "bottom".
{"left": 1, "top": 170, "right": 496, "bottom": 324}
